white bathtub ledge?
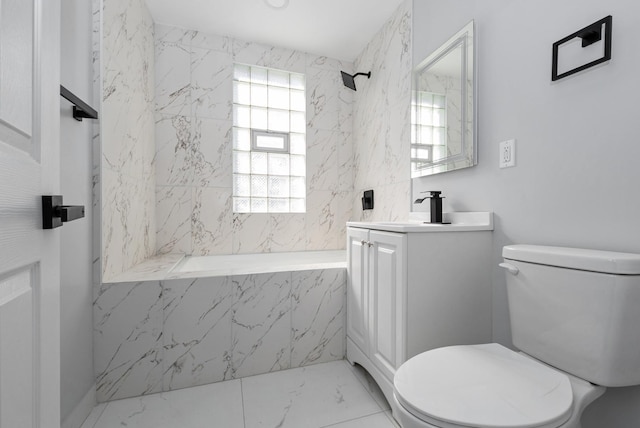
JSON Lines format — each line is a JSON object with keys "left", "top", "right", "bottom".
{"left": 104, "top": 251, "right": 347, "bottom": 284}
{"left": 105, "top": 253, "right": 185, "bottom": 283}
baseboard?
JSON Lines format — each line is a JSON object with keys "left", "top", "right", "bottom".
{"left": 62, "top": 384, "right": 96, "bottom": 428}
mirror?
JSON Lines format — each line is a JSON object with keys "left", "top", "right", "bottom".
{"left": 411, "top": 21, "right": 476, "bottom": 177}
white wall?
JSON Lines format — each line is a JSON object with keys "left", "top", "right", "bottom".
{"left": 60, "top": 0, "right": 96, "bottom": 423}
{"left": 412, "top": 0, "right": 640, "bottom": 425}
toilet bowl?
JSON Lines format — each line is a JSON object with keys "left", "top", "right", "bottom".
{"left": 393, "top": 343, "right": 605, "bottom": 428}
{"left": 392, "top": 245, "right": 640, "bottom": 428}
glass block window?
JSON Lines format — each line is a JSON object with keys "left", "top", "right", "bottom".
{"left": 232, "top": 64, "right": 306, "bottom": 213}
{"left": 411, "top": 91, "right": 447, "bottom": 172}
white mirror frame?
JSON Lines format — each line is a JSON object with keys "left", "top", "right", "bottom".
{"left": 411, "top": 20, "right": 477, "bottom": 177}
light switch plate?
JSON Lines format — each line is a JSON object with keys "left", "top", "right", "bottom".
{"left": 499, "top": 139, "right": 516, "bottom": 168}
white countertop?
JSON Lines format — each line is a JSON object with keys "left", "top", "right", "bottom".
{"left": 347, "top": 212, "right": 493, "bottom": 233}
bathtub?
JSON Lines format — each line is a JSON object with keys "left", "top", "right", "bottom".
{"left": 95, "top": 249, "right": 349, "bottom": 402}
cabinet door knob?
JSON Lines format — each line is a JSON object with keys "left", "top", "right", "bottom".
{"left": 361, "top": 240, "right": 366, "bottom": 245}
{"left": 368, "top": 241, "right": 373, "bottom": 247}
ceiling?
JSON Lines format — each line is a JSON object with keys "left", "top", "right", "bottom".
{"left": 145, "top": 0, "right": 405, "bottom": 62}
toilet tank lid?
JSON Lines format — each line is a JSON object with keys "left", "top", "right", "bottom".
{"left": 503, "top": 245, "right": 640, "bottom": 274}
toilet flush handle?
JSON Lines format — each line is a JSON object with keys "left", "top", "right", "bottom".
{"left": 499, "top": 262, "right": 519, "bottom": 275}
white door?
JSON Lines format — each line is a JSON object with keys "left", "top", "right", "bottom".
{"left": 346, "top": 227, "right": 369, "bottom": 354}
{"left": 369, "top": 230, "right": 406, "bottom": 382}
{"left": 0, "top": 0, "right": 61, "bottom": 427}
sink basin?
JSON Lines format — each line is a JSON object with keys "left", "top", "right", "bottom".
{"left": 346, "top": 212, "right": 493, "bottom": 233}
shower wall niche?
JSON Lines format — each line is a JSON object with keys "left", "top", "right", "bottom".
{"left": 98, "top": 0, "right": 355, "bottom": 281}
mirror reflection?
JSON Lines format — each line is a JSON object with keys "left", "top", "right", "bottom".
{"left": 411, "top": 21, "right": 476, "bottom": 177}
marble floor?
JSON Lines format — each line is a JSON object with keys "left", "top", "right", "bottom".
{"left": 80, "top": 360, "right": 400, "bottom": 428}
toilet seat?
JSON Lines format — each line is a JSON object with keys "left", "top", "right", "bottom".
{"left": 394, "top": 344, "right": 574, "bottom": 428}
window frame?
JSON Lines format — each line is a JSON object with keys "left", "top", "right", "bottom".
{"left": 251, "top": 129, "right": 290, "bottom": 154}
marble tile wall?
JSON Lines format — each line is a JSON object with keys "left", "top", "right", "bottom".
{"left": 94, "top": 269, "right": 346, "bottom": 402}
{"left": 99, "top": 0, "right": 413, "bottom": 278}
{"left": 154, "top": 25, "right": 355, "bottom": 256}
{"left": 100, "top": 0, "right": 156, "bottom": 281}
{"left": 352, "top": 0, "right": 413, "bottom": 222}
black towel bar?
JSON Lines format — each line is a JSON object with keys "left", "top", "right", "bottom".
{"left": 60, "top": 85, "right": 98, "bottom": 121}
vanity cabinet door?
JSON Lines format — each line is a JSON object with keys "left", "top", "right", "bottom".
{"left": 347, "top": 227, "right": 370, "bottom": 354}
{"left": 369, "top": 231, "right": 407, "bottom": 382}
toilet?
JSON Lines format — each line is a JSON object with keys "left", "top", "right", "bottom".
{"left": 393, "top": 244, "right": 640, "bottom": 428}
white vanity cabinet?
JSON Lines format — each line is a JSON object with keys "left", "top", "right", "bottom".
{"left": 347, "top": 228, "right": 407, "bottom": 383}
{"left": 346, "top": 216, "right": 493, "bottom": 408}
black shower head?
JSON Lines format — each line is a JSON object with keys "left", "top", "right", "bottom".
{"left": 341, "top": 71, "right": 371, "bottom": 91}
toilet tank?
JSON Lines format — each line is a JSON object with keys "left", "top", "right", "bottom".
{"left": 502, "top": 244, "right": 640, "bottom": 387}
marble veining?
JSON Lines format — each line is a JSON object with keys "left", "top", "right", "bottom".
{"left": 307, "top": 67, "right": 341, "bottom": 132}
{"left": 352, "top": 1, "right": 412, "bottom": 222}
{"left": 191, "top": 47, "right": 233, "bottom": 120}
{"left": 95, "top": 267, "right": 347, "bottom": 402}
{"left": 231, "top": 214, "right": 272, "bottom": 254}
{"left": 162, "top": 277, "right": 234, "bottom": 390}
{"left": 191, "top": 117, "right": 232, "bottom": 187}
{"left": 191, "top": 187, "right": 234, "bottom": 255}
{"left": 86, "top": 380, "right": 245, "bottom": 428}
{"left": 82, "top": 361, "right": 398, "bottom": 428}
{"left": 233, "top": 39, "right": 307, "bottom": 74}
{"left": 155, "top": 42, "right": 191, "bottom": 116}
{"left": 291, "top": 270, "right": 346, "bottom": 367}
{"left": 306, "top": 189, "right": 340, "bottom": 250}
{"left": 152, "top": 22, "right": 355, "bottom": 257}
{"left": 154, "top": 114, "right": 193, "bottom": 186}
{"left": 231, "top": 273, "right": 292, "bottom": 378}
{"left": 155, "top": 186, "right": 191, "bottom": 255}
{"left": 99, "top": 0, "right": 414, "bottom": 278}
{"left": 100, "top": 0, "right": 156, "bottom": 281}
{"left": 94, "top": 281, "right": 164, "bottom": 402}
{"left": 308, "top": 129, "right": 340, "bottom": 192}
{"left": 107, "top": 253, "right": 183, "bottom": 283}
{"left": 270, "top": 214, "right": 307, "bottom": 252}
{"left": 241, "top": 361, "right": 385, "bottom": 428}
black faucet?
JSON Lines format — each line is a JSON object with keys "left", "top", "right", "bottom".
{"left": 414, "top": 191, "right": 445, "bottom": 224}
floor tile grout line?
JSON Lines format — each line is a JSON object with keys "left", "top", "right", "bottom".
{"left": 342, "top": 360, "right": 389, "bottom": 412}
{"left": 317, "top": 409, "right": 391, "bottom": 428}
{"left": 83, "top": 360, "right": 390, "bottom": 428}
{"left": 85, "top": 402, "right": 109, "bottom": 428}
{"left": 385, "top": 410, "right": 402, "bottom": 428}
{"left": 240, "top": 377, "right": 247, "bottom": 428}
